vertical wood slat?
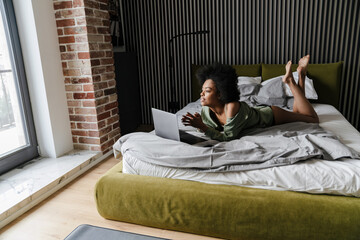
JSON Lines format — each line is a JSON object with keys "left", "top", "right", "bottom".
{"left": 121, "top": 0, "right": 360, "bottom": 130}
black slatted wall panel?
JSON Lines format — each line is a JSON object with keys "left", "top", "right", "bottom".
{"left": 121, "top": 0, "right": 360, "bottom": 130}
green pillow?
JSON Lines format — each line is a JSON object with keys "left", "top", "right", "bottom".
{"left": 262, "top": 62, "right": 343, "bottom": 108}
{"left": 191, "top": 64, "right": 261, "bottom": 101}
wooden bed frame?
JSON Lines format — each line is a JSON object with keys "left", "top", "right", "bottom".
{"left": 95, "top": 62, "right": 360, "bottom": 240}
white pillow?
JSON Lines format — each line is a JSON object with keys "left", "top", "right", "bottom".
{"left": 285, "top": 72, "right": 318, "bottom": 99}
{"left": 237, "top": 76, "right": 262, "bottom": 85}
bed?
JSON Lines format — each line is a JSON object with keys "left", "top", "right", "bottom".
{"left": 95, "top": 62, "right": 360, "bottom": 240}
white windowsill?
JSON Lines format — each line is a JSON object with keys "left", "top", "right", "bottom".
{"left": 0, "top": 149, "right": 112, "bottom": 229}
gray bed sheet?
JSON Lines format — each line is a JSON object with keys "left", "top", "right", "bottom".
{"left": 114, "top": 122, "right": 359, "bottom": 172}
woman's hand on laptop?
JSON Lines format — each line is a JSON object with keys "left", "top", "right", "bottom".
{"left": 181, "top": 112, "right": 208, "bottom": 132}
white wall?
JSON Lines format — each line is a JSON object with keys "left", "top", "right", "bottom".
{"left": 12, "top": 0, "right": 73, "bottom": 157}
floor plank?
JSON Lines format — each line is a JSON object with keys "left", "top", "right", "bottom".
{"left": 0, "top": 156, "right": 219, "bottom": 240}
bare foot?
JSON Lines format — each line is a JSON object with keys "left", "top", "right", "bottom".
{"left": 297, "top": 54, "right": 310, "bottom": 75}
{"left": 297, "top": 55, "right": 310, "bottom": 93}
{"left": 282, "top": 61, "right": 295, "bottom": 85}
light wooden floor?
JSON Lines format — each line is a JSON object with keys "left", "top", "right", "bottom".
{"left": 0, "top": 156, "right": 219, "bottom": 240}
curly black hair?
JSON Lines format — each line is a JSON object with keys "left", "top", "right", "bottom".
{"left": 196, "top": 63, "right": 239, "bottom": 103}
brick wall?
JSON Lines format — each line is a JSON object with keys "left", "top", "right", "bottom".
{"left": 53, "top": 0, "right": 120, "bottom": 153}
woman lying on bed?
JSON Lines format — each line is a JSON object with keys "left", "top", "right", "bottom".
{"left": 181, "top": 55, "right": 319, "bottom": 141}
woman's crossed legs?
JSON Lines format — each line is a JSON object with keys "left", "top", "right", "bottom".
{"left": 271, "top": 55, "right": 319, "bottom": 125}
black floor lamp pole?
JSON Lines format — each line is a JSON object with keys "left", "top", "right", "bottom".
{"left": 168, "top": 30, "right": 210, "bottom": 113}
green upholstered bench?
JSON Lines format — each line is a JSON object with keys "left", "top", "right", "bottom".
{"left": 95, "top": 161, "right": 360, "bottom": 240}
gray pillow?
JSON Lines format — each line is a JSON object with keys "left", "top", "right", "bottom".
{"left": 238, "top": 78, "right": 286, "bottom": 107}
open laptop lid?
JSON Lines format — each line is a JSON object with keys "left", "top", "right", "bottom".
{"left": 151, "top": 108, "right": 180, "bottom": 141}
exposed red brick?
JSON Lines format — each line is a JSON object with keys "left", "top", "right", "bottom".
{"left": 90, "top": 51, "right": 105, "bottom": 58}
{"left": 106, "top": 115, "right": 119, "bottom": 125}
{"left": 100, "top": 135, "right": 108, "bottom": 144}
{"left": 95, "top": 97, "right": 109, "bottom": 106}
{"left": 73, "top": 0, "right": 84, "bottom": 8}
{"left": 75, "top": 107, "right": 97, "bottom": 115}
{"left": 79, "top": 137, "right": 100, "bottom": 144}
{"left": 76, "top": 17, "right": 87, "bottom": 26}
{"left": 77, "top": 122, "right": 98, "bottom": 129}
{"left": 83, "top": 84, "right": 94, "bottom": 91}
{"left": 94, "top": 10, "right": 109, "bottom": 19}
{"left": 63, "top": 69, "right": 81, "bottom": 76}
{"left": 64, "top": 26, "right": 87, "bottom": 35}
{"left": 105, "top": 50, "right": 113, "bottom": 57}
{"left": 107, "top": 79, "right": 116, "bottom": 87}
{"left": 85, "top": 115, "right": 98, "bottom": 122}
{"left": 73, "top": 93, "right": 86, "bottom": 99}
{"left": 67, "top": 100, "right": 81, "bottom": 107}
{"left": 104, "top": 35, "right": 112, "bottom": 43}
{"left": 97, "top": 111, "right": 111, "bottom": 121}
{"left": 100, "top": 58, "right": 114, "bottom": 65}
{"left": 59, "top": 36, "right": 75, "bottom": 44}
{"left": 65, "top": 85, "right": 82, "bottom": 91}
{"left": 72, "top": 130, "right": 88, "bottom": 136}
{"left": 82, "top": 100, "right": 96, "bottom": 107}
{"left": 61, "top": 53, "right": 76, "bottom": 60}
{"left": 70, "top": 115, "right": 86, "bottom": 122}
{"left": 91, "top": 66, "right": 106, "bottom": 74}
{"left": 75, "top": 35, "right": 88, "bottom": 43}
{"left": 87, "top": 26, "right": 97, "bottom": 34}
{"left": 112, "top": 122, "right": 120, "bottom": 130}
{"left": 100, "top": 138, "right": 115, "bottom": 151}
{"left": 57, "top": 29, "right": 64, "bottom": 36}
{"left": 97, "top": 27, "right": 109, "bottom": 34}
{"left": 55, "top": 9, "right": 85, "bottom": 19}
{"left": 78, "top": 77, "right": 92, "bottom": 83}
{"left": 90, "top": 59, "right": 101, "bottom": 66}
{"left": 84, "top": 1, "right": 100, "bottom": 9}
{"left": 66, "top": 92, "right": 73, "bottom": 100}
{"left": 59, "top": 45, "right": 66, "bottom": 52}
{"left": 111, "top": 108, "right": 119, "bottom": 116}
{"left": 98, "top": 43, "right": 112, "bottom": 50}
{"left": 85, "top": 8, "right": 95, "bottom": 17}
{"left": 98, "top": 120, "right": 106, "bottom": 129}
{"left": 105, "top": 101, "right": 117, "bottom": 111}
{"left": 90, "top": 146, "right": 101, "bottom": 151}
{"left": 78, "top": 52, "right": 90, "bottom": 59}
{"left": 104, "top": 88, "right": 116, "bottom": 96}
{"left": 56, "top": 19, "right": 75, "bottom": 27}
{"left": 53, "top": 1, "right": 72, "bottom": 10}
{"left": 92, "top": 75, "right": 101, "bottom": 82}
{"left": 99, "top": 126, "right": 112, "bottom": 135}
{"left": 102, "top": 19, "right": 110, "bottom": 27}
{"left": 55, "top": 0, "right": 119, "bottom": 154}
{"left": 73, "top": 144, "right": 91, "bottom": 150}
{"left": 66, "top": 44, "right": 89, "bottom": 52}
{"left": 88, "top": 131, "right": 100, "bottom": 137}
{"left": 105, "top": 65, "right": 115, "bottom": 72}
{"left": 94, "top": 90, "right": 104, "bottom": 98}
{"left": 86, "top": 92, "right": 95, "bottom": 99}
{"left": 108, "top": 128, "right": 121, "bottom": 139}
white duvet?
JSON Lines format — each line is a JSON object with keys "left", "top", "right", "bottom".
{"left": 117, "top": 103, "right": 360, "bottom": 197}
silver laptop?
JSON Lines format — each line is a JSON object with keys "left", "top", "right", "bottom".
{"left": 151, "top": 108, "right": 207, "bottom": 144}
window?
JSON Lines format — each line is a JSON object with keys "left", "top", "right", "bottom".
{"left": 0, "top": 0, "right": 38, "bottom": 174}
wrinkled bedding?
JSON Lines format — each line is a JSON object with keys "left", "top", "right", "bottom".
{"left": 114, "top": 103, "right": 360, "bottom": 197}
{"left": 115, "top": 122, "right": 359, "bottom": 173}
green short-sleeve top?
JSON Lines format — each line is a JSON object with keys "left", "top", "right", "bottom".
{"left": 201, "top": 102, "right": 274, "bottom": 141}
